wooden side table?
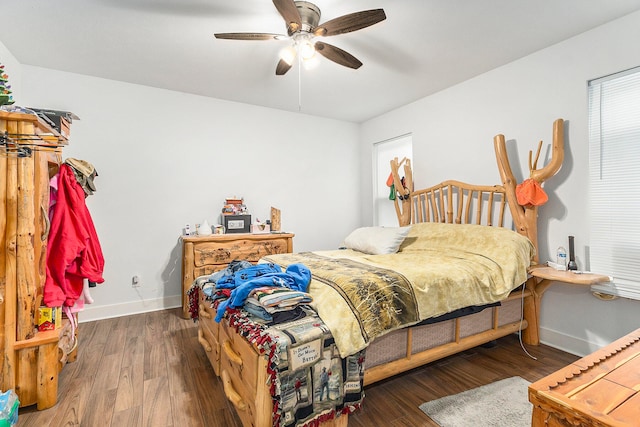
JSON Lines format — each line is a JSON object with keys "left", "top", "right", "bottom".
{"left": 180, "top": 232, "right": 294, "bottom": 318}
{"left": 529, "top": 327, "right": 640, "bottom": 426}
{"left": 523, "top": 266, "right": 610, "bottom": 345}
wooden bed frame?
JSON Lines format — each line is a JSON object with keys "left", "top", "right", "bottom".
{"left": 200, "top": 119, "right": 566, "bottom": 426}
{"left": 363, "top": 119, "right": 565, "bottom": 386}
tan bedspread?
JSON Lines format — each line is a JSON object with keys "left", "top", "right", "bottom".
{"left": 264, "top": 222, "right": 535, "bottom": 358}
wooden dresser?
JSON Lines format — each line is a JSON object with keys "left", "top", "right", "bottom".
{"left": 180, "top": 232, "right": 294, "bottom": 318}
{"left": 529, "top": 327, "right": 640, "bottom": 426}
{"left": 1, "top": 110, "right": 75, "bottom": 409}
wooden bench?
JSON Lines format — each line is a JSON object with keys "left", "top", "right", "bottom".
{"left": 529, "top": 327, "right": 640, "bottom": 426}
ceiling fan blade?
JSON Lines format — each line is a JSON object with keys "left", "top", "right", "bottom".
{"left": 275, "top": 59, "right": 293, "bottom": 76}
{"left": 272, "top": 0, "right": 302, "bottom": 34}
{"left": 314, "top": 9, "right": 386, "bottom": 37}
{"left": 214, "top": 33, "right": 284, "bottom": 41}
{"left": 314, "top": 42, "right": 362, "bottom": 70}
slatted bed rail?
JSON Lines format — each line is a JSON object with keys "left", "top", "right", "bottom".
{"left": 410, "top": 180, "right": 511, "bottom": 228}
{"left": 363, "top": 289, "right": 531, "bottom": 386}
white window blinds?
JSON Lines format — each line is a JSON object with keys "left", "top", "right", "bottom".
{"left": 588, "top": 66, "right": 640, "bottom": 300}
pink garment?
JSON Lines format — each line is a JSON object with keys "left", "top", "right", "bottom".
{"left": 49, "top": 173, "right": 59, "bottom": 221}
{"left": 45, "top": 164, "right": 105, "bottom": 307}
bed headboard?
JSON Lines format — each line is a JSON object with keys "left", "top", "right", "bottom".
{"left": 390, "top": 119, "right": 565, "bottom": 265}
{"left": 404, "top": 180, "right": 509, "bottom": 228}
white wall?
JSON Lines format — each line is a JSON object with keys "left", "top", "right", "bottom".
{"left": 0, "top": 40, "right": 21, "bottom": 102}
{"left": 361, "top": 11, "right": 640, "bottom": 356}
{"left": 19, "top": 67, "right": 360, "bottom": 322}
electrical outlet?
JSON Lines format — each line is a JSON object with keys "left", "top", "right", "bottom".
{"left": 132, "top": 275, "right": 141, "bottom": 287}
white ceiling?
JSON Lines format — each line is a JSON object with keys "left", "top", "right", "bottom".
{"left": 3, "top": 0, "right": 640, "bottom": 123}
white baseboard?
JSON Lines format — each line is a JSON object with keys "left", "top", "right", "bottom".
{"left": 76, "top": 295, "right": 182, "bottom": 323}
{"left": 539, "top": 326, "right": 608, "bottom": 357}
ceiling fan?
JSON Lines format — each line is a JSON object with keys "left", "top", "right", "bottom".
{"left": 214, "top": 0, "right": 386, "bottom": 75}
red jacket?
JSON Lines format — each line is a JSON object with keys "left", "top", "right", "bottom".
{"left": 45, "top": 164, "right": 104, "bottom": 307}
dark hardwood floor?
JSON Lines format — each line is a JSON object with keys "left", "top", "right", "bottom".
{"left": 17, "top": 308, "right": 578, "bottom": 427}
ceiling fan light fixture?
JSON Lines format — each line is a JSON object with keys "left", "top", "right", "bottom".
{"left": 302, "top": 55, "right": 319, "bottom": 70}
{"left": 279, "top": 45, "right": 297, "bottom": 65}
{"left": 299, "top": 39, "right": 316, "bottom": 60}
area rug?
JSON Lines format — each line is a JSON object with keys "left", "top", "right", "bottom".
{"left": 419, "top": 376, "right": 532, "bottom": 427}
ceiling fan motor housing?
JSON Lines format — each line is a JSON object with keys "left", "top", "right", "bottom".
{"left": 295, "top": 1, "right": 321, "bottom": 33}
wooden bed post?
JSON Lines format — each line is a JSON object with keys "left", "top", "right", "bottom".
{"left": 494, "top": 118, "right": 565, "bottom": 345}
{"left": 390, "top": 157, "right": 413, "bottom": 226}
{"left": 493, "top": 118, "right": 565, "bottom": 263}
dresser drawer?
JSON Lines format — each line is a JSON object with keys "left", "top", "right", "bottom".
{"left": 220, "top": 320, "right": 262, "bottom": 426}
{"left": 220, "top": 321, "right": 259, "bottom": 394}
{"left": 199, "top": 321, "right": 220, "bottom": 375}
{"left": 197, "top": 292, "right": 221, "bottom": 374}
{"left": 193, "top": 237, "right": 291, "bottom": 268}
{"left": 198, "top": 292, "right": 219, "bottom": 322}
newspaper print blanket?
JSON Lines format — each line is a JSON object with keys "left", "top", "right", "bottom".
{"left": 264, "top": 252, "right": 420, "bottom": 344}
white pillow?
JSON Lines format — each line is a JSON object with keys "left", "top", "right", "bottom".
{"left": 343, "top": 226, "right": 411, "bottom": 255}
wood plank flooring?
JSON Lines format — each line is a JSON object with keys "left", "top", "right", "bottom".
{"left": 17, "top": 308, "right": 579, "bottom": 427}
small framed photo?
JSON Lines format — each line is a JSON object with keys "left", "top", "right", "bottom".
{"left": 223, "top": 214, "right": 251, "bottom": 233}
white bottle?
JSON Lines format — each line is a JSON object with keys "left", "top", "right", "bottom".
{"left": 185, "top": 224, "right": 191, "bottom": 236}
{"left": 199, "top": 219, "right": 212, "bottom": 236}
{"left": 556, "top": 246, "right": 567, "bottom": 267}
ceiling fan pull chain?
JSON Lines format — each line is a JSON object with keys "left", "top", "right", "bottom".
{"left": 298, "top": 54, "right": 302, "bottom": 111}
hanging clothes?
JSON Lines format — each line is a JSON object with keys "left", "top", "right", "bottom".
{"left": 65, "top": 157, "right": 98, "bottom": 196}
{"left": 44, "top": 163, "right": 105, "bottom": 307}
{"left": 515, "top": 178, "right": 548, "bottom": 207}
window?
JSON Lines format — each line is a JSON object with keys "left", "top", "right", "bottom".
{"left": 588, "top": 66, "right": 640, "bottom": 300}
{"left": 373, "top": 135, "right": 412, "bottom": 227}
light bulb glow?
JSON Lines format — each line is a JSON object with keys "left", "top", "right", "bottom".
{"left": 279, "top": 46, "right": 297, "bottom": 65}
{"left": 302, "top": 56, "right": 319, "bottom": 70}
{"left": 299, "top": 40, "right": 316, "bottom": 61}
